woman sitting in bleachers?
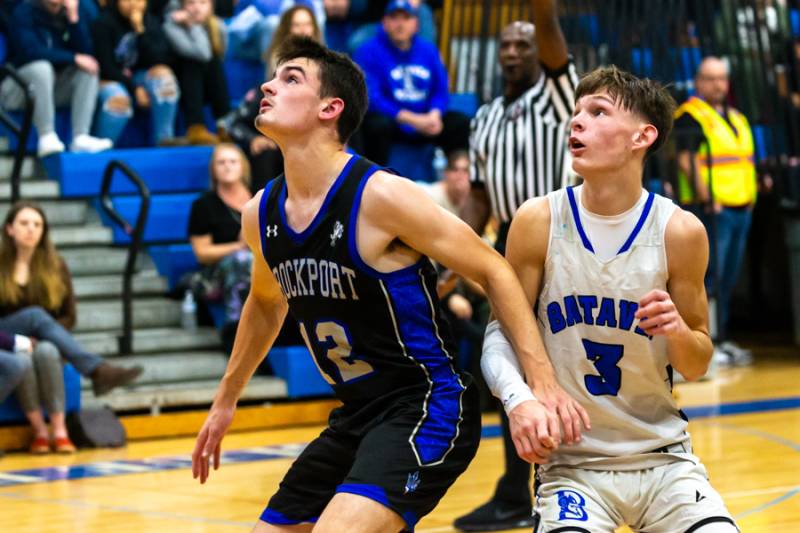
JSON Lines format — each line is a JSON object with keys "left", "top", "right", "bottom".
{"left": 91, "top": 0, "right": 181, "bottom": 146}
{"left": 0, "top": 202, "right": 143, "bottom": 412}
{"left": 187, "top": 144, "right": 253, "bottom": 350}
{"left": 163, "top": 0, "right": 230, "bottom": 144}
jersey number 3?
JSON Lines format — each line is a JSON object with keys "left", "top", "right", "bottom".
{"left": 582, "top": 339, "right": 623, "bottom": 396}
{"left": 299, "top": 321, "right": 374, "bottom": 385}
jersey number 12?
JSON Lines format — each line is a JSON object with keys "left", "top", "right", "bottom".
{"left": 299, "top": 321, "right": 374, "bottom": 385}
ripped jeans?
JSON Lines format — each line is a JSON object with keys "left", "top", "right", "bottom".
{"left": 187, "top": 249, "right": 253, "bottom": 326}
{"left": 94, "top": 68, "right": 180, "bottom": 145}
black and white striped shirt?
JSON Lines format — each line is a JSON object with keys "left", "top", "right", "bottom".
{"left": 470, "top": 60, "right": 579, "bottom": 223}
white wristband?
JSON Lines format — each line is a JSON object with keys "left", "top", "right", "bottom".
{"left": 480, "top": 320, "right": 537, "bottom": 415}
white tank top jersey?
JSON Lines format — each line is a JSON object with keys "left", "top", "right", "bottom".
{"left": 537, "top": 186, "right": 697, "bottom": 472}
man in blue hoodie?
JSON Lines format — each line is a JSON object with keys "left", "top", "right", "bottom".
{"left": 0, "top": 0, "right": 112, "bottom": 157}
{"left": 353, "top": 0, "right": 468, "bottom": 167}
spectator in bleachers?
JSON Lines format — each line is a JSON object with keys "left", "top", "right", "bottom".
{"left": 416, "top": 149, "right": 470, "bottom": 215}
{"left": 91, "top": 0, "right": 181, "bottom": 146}
{"left": 15, "top": 338, "right": 76, "bottom": 454}
{"left": 352, "top": 0, "right": 436, "bottom": 51}
{"left": 674, "top": 57, "right": 760, "bottom": 367}
{"left": 163, "top": 0, "right": 230, "bottom": 145}
{"left": 187, "top": 144, "right": 253, "bottom": 350}
{"left": 226, "top": 0, "right": 324, "bottom": 62}
{"left": 0, "top": 0, "right": 114, "bottom": 157}
{"left": 353, "top": 0, "right": 468, "bottom": 168}
{"left": 0, "top": 202, "right": 143, "bottom": 397}
{"left": 220, "top": 4, "right": 322, "bottom": 191}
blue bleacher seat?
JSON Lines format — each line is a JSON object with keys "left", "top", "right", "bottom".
{"left": 631, "top": 48, "right": 654, "bottom": 77}
{"left": 448, "top": 93, "right": 479, "bottom": 118}
{"left": 752, "top": 125, "right": 771, "bottom": 162}
{"left": 0, "top": 363, "right": 81, "bottom": 423}
{"left": 0, "top": 33, "right": 7, "bottom": 64}
{"left": 148, "top": 243, "right": 200, "bottom": 290}
{"left": 96, "top": 192, "right": 201, "bottom": 244}
{"left": 42, "top": 146, "right": 213, "bottom": 197}
{"left": 791, "top": 9, "right": 799, "bottom": 36}
{"left": 268, "top": 345, "right": 333, "bottom": 398}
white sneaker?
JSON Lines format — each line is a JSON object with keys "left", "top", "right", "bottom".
{"left": 712, "top": 346, "right": 733, "bottom": 368}
{"left": 719, "top": 341, "right": 754, "bottom": 366}
{"left": 37, "top": 132, "right": 65, "bottom": 158}
{"left": 69, "top": 134, "right": 113, "bottom": 153}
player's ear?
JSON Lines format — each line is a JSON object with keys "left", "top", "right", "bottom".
{"left": 319, "top": 97, "right": 345, "bottom": 121}
{"left": 633, "top": 124, "right": 658, "bottom": 152}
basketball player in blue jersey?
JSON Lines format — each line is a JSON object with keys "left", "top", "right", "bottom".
{"left": 481, "top": 66, "right": 739, "bottom": 532}
{"left": 190, "top": 36, "right": 589, "bottom": 533}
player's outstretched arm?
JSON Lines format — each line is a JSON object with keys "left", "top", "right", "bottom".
{"left": 192, "top": 191, "right": 289, "bottom": 484}
{"left": 505, "top": 198, "right": 590, "bottom": 443}
{"left": 531, "top": 0, "right": 568, "bottom": 70}
{"left": 635, "top": 209, "right": 713, "bottom": 380}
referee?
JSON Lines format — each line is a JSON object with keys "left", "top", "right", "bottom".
{"left": 455, "top": 1, "right": 579, "bottom": 531}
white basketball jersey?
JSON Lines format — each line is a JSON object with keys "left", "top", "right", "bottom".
{"left": 537, "top": 186, "right": 694, "bottom": 471}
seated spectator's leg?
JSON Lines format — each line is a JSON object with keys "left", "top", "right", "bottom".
{"left": 93, "top": 81, "right": 133, "bottom": 145}
{"left": 2, "top": 60, "right": 58, "bottom": 138}
{"left": 138, "top": 65, "right": 180, "bottom": 144}
{"left": 0, "top": 349, "right": 32, "bottom": 403}
{"left": 206, "top": 56, "right": 231, "bottom": 121}
{"left": 0, "top": 307, "right": 103, "bottom": 376}
{"left": 436, "top": 111, "right": 471, "bottom": 156}
{"left": 361, "top": 112, "right": 395, "bottom": 165}
{"left": 176, "top": 58, "right": 219, "bottom": 144}
{"left": 14, "top": 351, "right": 51, "bottom": 449}
{"left": 218, "top": 250, "right": 253, "bottom": 325}
{"left": 56, "top": 66, "right": 100, "bottom": 138}
{"left": 32, "top": 341, "right": 72, "bottom": 451}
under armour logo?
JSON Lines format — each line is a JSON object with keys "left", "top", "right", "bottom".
{"left": 265, "top": 225, "right": 278, "bottom": 238}
{"left": 696, "top": 490, "right": 706, "bottom": 502}
{"left": 330, "top": 221, "right": 344, "bottom": 246}
{"left": 404, "top": 471, "right": 420, "bottom": 494}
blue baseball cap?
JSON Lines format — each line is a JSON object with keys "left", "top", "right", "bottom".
{"left": 384, "top": 0, "right": 418, "bottom": 16}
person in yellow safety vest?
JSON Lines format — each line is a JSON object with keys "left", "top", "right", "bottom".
{"left": 674, "top": 56, "right": 768, "bottom": 367}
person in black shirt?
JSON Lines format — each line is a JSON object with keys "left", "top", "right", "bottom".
{"left": 91, "top": 0, "right": 181, "bottom": 146}
{"left": 191, "top": 36, "right": 587, "bottom": 532}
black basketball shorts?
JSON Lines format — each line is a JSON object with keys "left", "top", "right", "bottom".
{"left": 260, "top": 383, "right": 481, "bottom": 530}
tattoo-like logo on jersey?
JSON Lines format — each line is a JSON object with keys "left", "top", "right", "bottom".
{"left": 556, "top": 490, "right": 588, "bottom": 521}
{"left": 404, "top": 471, "right": 420, "bottom": 494}
{"left": 265, "top": 225, "right": 278, "bottom": 238}
{"left": 330, "top": 221, "right": 344, "bottom": 247}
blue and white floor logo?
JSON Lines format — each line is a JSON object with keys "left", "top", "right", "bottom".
{"left": 556, "top": 489, "right": 589, "bottom": 521}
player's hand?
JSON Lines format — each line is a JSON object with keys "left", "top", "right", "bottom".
{"left": 74, "top": 54, "right": 99, "bottom": 75}
{"left": 533, "top": 380, "right": 590, "bottom": 445}
{"left": 635, "top": 289, "right": 689, "bottom": 339}
{"left": 508, "top": 399, "right": 559, "bottom": 464}
{"left": 192, "top": 405, "right": 234, "bottom": 484}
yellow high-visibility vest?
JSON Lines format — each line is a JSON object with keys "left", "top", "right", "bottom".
{"left": 674, "top": 96, "right": 756, "bottom": 206}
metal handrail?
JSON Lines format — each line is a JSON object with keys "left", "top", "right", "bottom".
{"left": 99, "top": 160, "right": 151, "bottom": 355}
{"left": 0, "top": 65, "right": 34, "bottom": 203}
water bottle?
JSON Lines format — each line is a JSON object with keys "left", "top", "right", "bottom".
{"left": 181, "top": 290, "right": 197, "bottom": 331}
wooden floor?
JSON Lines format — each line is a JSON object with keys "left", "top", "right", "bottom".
{"left": 1, "top": 345, "right": 798, "bottom": 532}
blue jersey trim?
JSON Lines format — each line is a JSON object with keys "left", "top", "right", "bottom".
{"left": 566, "top": 186, "right": 594, "bottom": 253}
{"left": 278, "top": 154, "right": 359, "bottom": 245}
{"left": 336, "top": 483, "right": 418, "bottom": 528}
{"left": 617, "top": 191, "right": 655, "bottom": 254}
{"left": 347, "top": 164, "right": 428, "bottom": 281}
{"left": 260, "top": 507, "right": 318, "bottom": 525}
{"left": 384, "top": 274, "right": 465, "bottom": 466}
{"left": 258, "top": 179, "right": 276, "bottom": 263}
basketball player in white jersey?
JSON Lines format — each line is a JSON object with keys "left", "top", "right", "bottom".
{"left": 481, "top": 66, "right": 739, "bottom": 532}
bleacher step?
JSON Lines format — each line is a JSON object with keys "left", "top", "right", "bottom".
{"left": 75, "top": 297, "right": 180, "bottom": 332}
{"left": 74, "top": 327, "right": 220, "bottom": 356}
{"left": 71, "top": 272, "right": 167, "bottom": 299}
{"left": 0, "top": 200, "right": 88, "bottom": 225}
{"left": 81, "top": 351, "right": 231, "bottom": 386}
{"left": 0, "top": 180, "right": 59, "bottom": 199}
{"left": 61, "top": 246, "right": 152, "bottom": 275}
{"left": 50, "top": 224, "right": 113, "bottom": 247}
{"left": 0, "top": 156, "right": 38, "bottom": 180}
{"left": 80, "top": 376, "right": 287, "bottom": 413}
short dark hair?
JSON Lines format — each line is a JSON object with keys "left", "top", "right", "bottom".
{"left": 276, "top": 36, "right": 368, "bottom": 144}
{"left": 575, "top": 66, "right": 676, "bottom": 157}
